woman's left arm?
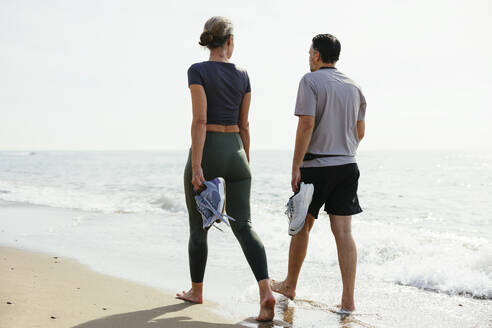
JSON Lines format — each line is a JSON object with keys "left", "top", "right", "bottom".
{"left": 238, "top": 92, "right": 251, "bottom": 162}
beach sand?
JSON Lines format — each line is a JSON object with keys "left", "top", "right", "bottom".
{"left": 0, "top": 246, "right": 243, "bottom": 328}
{"left": 1, "top": 201, "right": 491, "bottom": 327}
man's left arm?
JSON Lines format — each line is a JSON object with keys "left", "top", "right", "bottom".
{"left": 357, "top": 89, "right": 366, "bottom": 142}
{"left": 357, "top": 120, "right": 365, "bottom": 141}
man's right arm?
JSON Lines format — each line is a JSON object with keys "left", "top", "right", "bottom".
{"left": 291, "top": 115, "right": 315, "bottom": 192}
{"left": 292, "top": 75, "right": 316, "bottom": 192}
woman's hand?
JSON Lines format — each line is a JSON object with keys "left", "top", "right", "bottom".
{"left": 192, "top": 166, "right": 206, "bottom": 191}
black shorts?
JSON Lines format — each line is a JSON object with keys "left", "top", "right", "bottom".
{"left": 300, "top": 163, "right": 362, "bottom": 218}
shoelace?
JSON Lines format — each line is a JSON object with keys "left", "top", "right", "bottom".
{"left": 195, "top": 195, "right": 236, "bottom": 231}
{"left": 284, "top": 198, "right": 295, "bottom": 222}
{"left": 195, "top": 197, "right": 216, "bottom": 229}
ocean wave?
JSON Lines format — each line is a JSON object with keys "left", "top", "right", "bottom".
{"left": 150, "top": 195, "right": 186, "bottom": 213}
{"left": 0, "top": 180, "right": 186, "bottom": 215}
{"left": 0, "top": 151, "right": 36, "bottom": 156}
{"left": 390, "top": 245, "right": 492, "bottom": 300}
{"left": 395, "top": 282, "right": 492, "bottom": 300}
{"left": 356, "top": 225, "right": 492, "bottom": 301}
{"left": 391, "top": 254, "right": 492, "bottom": 300}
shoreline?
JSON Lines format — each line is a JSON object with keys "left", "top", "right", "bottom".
{"left": 1, "top": 200, "right": 491, "bottom": 327}
{"left": 0, "top": 246, "right": 243, "bottom": 328}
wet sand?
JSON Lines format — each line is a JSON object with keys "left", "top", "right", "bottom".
{"left": 1, "top": 201, "right": 491, "bottom": 328}
{"left": 0, "top": 246, "right": 243, "bottom": 328}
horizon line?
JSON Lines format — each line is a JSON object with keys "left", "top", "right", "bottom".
{"left": 1, "top": 148, "right": 492, "bottom": 152}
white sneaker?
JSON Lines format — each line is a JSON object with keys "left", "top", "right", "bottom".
{"left": 285, "top": 182, "right": 314, "bottom": 236}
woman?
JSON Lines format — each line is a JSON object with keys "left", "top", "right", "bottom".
{"left": 176, "top": 16, "right": 275, "bottom": 321}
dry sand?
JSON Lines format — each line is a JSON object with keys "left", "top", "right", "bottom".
{"left": 0, "top": 246, "right": 244, "bottom": 328}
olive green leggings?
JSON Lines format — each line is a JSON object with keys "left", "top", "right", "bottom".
{"left": 184, "top": 132, "right": 269, "bottom": 283}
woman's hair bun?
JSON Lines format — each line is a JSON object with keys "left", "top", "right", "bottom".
{"left": 199, "top": 17, "right": 233, "bottom": 49}
{"left": 199, "top": 31, "right": 214, "bottom": 46}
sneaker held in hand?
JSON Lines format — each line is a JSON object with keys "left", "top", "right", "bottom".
{"left": 285, "top": 182, "right": 314, "bottom": 236}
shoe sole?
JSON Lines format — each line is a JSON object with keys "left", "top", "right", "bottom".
{"left": 217, "top": 177, "right": 226, "bottom": 217}
{"left": 289, "top": 223, "right": 304, "bottom": 236}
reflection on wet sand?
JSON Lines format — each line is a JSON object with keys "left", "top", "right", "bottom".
{"left": 263, "top": 296, "right": 379, "bottom": 328}
{"left": 238, "top": 295, "right": 380, "bottom": 328}
{"left": 239, "top": 316, "right": 291, "bottom": 328}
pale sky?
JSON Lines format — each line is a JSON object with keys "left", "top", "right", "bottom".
{"left": 1, "top": 0, "right": 491, "bottom": 151}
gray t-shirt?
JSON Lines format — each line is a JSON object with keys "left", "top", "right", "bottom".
{"left": 294, "top": 67, "right": 366, "bottom": 168}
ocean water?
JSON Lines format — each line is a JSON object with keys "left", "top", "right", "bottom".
{"left": 1, "top": 150, "right": 491, "bottom": 327}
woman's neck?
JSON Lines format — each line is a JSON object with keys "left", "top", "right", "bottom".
{"left": 209, "top": 49, "right": 229, "bottom": 62}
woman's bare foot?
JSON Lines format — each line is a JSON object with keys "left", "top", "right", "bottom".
{"left": 257, "top": 293, "right": 275, "bottom": 321}
{"left": 256, "top": 280, "right": 275, "bottom": 322}
{"left": 270, "top": 279, "right": 296, "bottom": 300}
{"left": 176, "top": 283, "right": 203, "bottom": 304}
{"left": 176, "top": 289, "right": 202, "bottom": 304}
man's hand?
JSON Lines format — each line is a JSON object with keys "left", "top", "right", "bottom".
{"left": 291, "top": 166, "right": 301, "bottom": 192}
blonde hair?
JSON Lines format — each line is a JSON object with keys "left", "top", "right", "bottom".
{"left": 199, "top": 16, "right": 233, "bottom": 49}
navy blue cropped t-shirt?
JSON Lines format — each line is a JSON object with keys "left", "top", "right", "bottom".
{"left": 187, "top": 61, "right": 251, "bottom": 125}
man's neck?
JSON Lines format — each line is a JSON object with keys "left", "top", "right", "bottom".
{"left": 319, "top": 63, "right": 336, "bottom": 69}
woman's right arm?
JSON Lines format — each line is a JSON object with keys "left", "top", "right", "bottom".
{"left": 190, "top": 84, "right": 207, "bottom": 190}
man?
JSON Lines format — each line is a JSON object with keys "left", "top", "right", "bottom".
{"left": 271, "top": 34, "right": 366, "bottom": 312}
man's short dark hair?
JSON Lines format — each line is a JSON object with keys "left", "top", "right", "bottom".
{"left": 312, "top": 34, "right": 341, "bottom": 63}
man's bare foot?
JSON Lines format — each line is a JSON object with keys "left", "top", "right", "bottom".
{"left": 176, "top": 289, "right": 202, "bottom": 304}
{"left": 335, "top": 303, "right": 355, "bottom": 313}
{"left": 256, "top": 292, "right": 275, "bottom": 322}
{"left": 270, "top": 279, "right": 296, "bottom": 300}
